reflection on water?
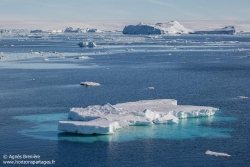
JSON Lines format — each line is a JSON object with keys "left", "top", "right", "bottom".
{"left": 13, "top": 113, "right": 235, "bottom": 143}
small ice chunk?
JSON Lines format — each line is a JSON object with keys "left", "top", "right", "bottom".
{"left": 75, "top": 56, "right": 89, "bottom": 59}
{"left": 78, "top": 42, "right": 97, "bottom": 47}
{"left": 237, "top": 96, "right": 249, "bottom": 99}
{"left": 205, "top": 150, "right": 231, "bottom": 157}
{"left": 80, "top": 82, "right": 100, "bottom": 87}
{"left": 148, "top": 87, "right": 154, "bottom": 90}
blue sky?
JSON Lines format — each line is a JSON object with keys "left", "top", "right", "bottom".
{"left": 1, "top": 0, "right": 249, "bottom": 21}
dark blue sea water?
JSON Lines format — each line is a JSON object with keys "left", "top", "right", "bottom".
{"left": 0, "top": 33, "right": 250, "bottom": 166}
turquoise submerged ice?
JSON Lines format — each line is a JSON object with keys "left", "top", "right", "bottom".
{"left": 13, "top": 108, "right": 234, "bottom": 143}
{"left": 58, "top": 99, "right": 219, "bottom": 135}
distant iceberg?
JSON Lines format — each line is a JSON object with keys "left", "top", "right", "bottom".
{"left": 64, "top": 27, "right": 102, "bottom": 33}
{"left": 58, "top": 99, "right": 218, "bottom": 135}
{"left": 30, "top": 29, "right": 45, "bottom": 33}
{"left": 191, "top": 26, "right": 236, "bottom": 35}
{"left": 122, "top": 21, "right": 190, "bottom": 35}
{"left": 87, "top": 28, "right": 102, "bottom": 33}
{"left": 64, "top": 27, "right": 84, "bottom": 33}
{"left": 30, "top": 29, "right": 63, "bottom": 33}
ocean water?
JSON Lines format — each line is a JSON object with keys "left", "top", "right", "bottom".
{"left": 1, "top": 33, "right": 250, "bottom": 166}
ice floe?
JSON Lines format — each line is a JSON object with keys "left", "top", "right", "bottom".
{"left": 205, "top": 150, "right": 231, "bottom": 157}
{"left": 58, "top": 99, "right": 218, "bottom": 135}
{"left": 122, "top": 21, "right": 190, "bottom": 35}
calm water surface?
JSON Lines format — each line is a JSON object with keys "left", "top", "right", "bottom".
{"left": 0, "top": 33, "right": 250, "bottom": 166}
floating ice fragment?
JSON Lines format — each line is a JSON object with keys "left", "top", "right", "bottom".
{"left": 80, "top": 82, "right": 100, "bottom": 87}
{"left": 237, "top": 96, "right": 249, "bottom": 99}
{"left": 205, "top": 150, "right": 231, "bottom": 157}
{"left": 148, "top": 87, "right": 155, "bottom": 90}
{"left": 78, "top": 42, "right": 97, "bottom": 47}
{"left": 75, "top": 56, "right": 89, "bottom": 59}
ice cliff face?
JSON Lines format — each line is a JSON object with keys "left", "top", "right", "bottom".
{"left": 122, "top": 21, "right": 190, "bottom": 35}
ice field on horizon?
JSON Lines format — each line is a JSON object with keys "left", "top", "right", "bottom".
{"left": 1, "top": 23, "right": 250, "bottom": 70}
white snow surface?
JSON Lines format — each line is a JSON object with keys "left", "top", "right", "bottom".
{"left": 122, "top": 21, "right": 190, "bottom": 35}
{"left": 58, "top": 99, "right": 218, "bottom": 134}
{"left": 205, "top": 150, "right": 231, "bottom": 157}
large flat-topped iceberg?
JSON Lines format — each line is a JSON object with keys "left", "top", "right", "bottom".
{"left": 58, "top": 99, "right": 218, "bottom": 135}
{"left": 122, "top": 21, "right": 190, "bottom": 35}
{"left": 191, "top": 26, "right": 236, "bottom": 35}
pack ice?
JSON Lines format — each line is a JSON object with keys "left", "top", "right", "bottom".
{"left": 58, "top": 99, "right": 218, "bottom": 135}
{"left": 122, "top": 21, "right": 190, "bottom": 35}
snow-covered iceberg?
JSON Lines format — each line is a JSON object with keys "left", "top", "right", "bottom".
{"left": 122, "top": 21, "right": 190, "bottom": 35}
{"left": 58, "top": 99, "right": 218, "bottom": 135}
{"left": 191, "top": 26, "right": 236, "bottom": 35}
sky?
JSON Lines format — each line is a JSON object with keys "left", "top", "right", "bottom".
{"left": 1, "top": 0, "right": 250, "bottom": 21}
